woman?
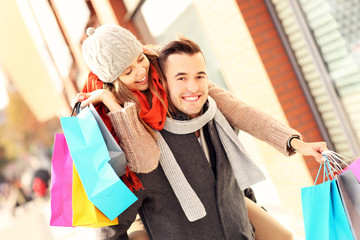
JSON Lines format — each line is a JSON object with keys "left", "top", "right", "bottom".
{"left": 74, "top": 25, "right": 327, "bottom": 240}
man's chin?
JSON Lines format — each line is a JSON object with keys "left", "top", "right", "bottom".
{"left": 182, "top": 109, "right": 202, "bottom": 119}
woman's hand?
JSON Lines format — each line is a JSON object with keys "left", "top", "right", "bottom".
{"left": 290, "top": 138, "right": 328, "bottom": 163}
{"left": 71, "top": 89, "right": 122, "bottom": 112}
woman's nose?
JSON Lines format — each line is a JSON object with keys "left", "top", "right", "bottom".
{"left": 135, "top": 64, "right": 146, "bottom": 76}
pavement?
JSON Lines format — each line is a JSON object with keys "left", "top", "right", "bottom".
{"left": 0, "top": 198, "right": 96, "bottom": 240}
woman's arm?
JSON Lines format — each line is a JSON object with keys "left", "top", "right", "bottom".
{"left": 73, "top": 90, "right": 160, "bottom": 173}
{"left": 208, "top": 81, "right": 300, "bottom": 156}
{"left": 108, "top": 102, "right": 160, "bottom": 173}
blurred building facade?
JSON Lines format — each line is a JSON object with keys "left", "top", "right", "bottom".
{"left": 0, "top": 0, "right": 359, "bottom": 238}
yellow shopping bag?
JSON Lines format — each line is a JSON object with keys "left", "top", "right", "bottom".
{"left": 72, "top": 164, "right": 118, "bottom": 227}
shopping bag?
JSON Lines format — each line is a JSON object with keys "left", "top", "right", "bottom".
{"left": 301, "top": 161, "right": 353, "bottom": 240}
{"left": 72, "top": 164, "right": 118, "bottom": 227}
{"left": 50, "top": 133, "right": 73, "bottom": 227}
{"left": 61, "top": 105, "right": 137, "bottom": 220}
{"left": 89, "top": 104, "right": 126, "bottom": 177}
{"left": 348, "top": 157, "right": 360, "bottom": 183}
{"left": 322, "top": 150, "right": 359, "bottom": 182}
{"left": 50, "top": 133, "right": 118, "bottom": 228}
{"left": 336, "top": 169, "right": 360, "bottom": 239}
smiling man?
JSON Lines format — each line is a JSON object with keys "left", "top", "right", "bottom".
{"left": 163, "top": 49, "right": 209, "bottom": 119}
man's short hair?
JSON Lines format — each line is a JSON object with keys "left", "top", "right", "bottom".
{"left": 159, "top": 37, "right": 203, "bottom": 72}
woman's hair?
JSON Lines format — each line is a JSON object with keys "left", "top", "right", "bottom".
{"left": 103, "top": 48, "right": 168, "bottom": 139}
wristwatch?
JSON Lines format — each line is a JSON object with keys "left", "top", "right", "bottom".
{"left": 287, "top": 135, "right": 301, "bottom": 152}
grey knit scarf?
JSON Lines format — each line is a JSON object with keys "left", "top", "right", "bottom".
{"left": 155, "top": 96, "right": 265, "bottom": 222}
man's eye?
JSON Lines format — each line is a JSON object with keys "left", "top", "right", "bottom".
{"left": 177, "top": 77, "right": 185, "bottom": 81}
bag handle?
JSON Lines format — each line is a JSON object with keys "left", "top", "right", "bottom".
{"left": 312, "top": 150, "right": 352, "bottom": 187}
{"left": 71, "top": 102, "right": 81, "bottom": 116}
{"left": 321, "top": 150, "right": 351, "bottom": 165}
{"left": 313, "top": 156, "right": 338, "bottom": 188}
{"left": 321, "top": 150, "right": 351, "bottom": 174}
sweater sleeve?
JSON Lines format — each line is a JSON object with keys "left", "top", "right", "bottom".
{"left": 108, "top": 102, "right": 160, "bottom": 173}
{"left": 208, "top": 81, "right": 301, "bottom": 156}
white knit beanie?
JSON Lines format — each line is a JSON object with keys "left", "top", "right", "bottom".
{"left": 82, "top": 25, "right": 143, "bottom": 83}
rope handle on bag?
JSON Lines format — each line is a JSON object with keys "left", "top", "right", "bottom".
{"left": 312, "top": 150, "right": 351, "bottom": 190}
{"left": 313, "top": 158, "right": 333, "bottom": 187}
{"left": 321, "top": 150, "right": 351, "bottom": 173}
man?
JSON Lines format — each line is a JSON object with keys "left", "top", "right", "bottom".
{"left": 98, "top": 37, "right": 325, "bottom": 240}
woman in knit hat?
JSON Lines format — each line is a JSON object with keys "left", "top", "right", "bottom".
{"left": 74, "top": 25, "right": 327, "bottom": 240}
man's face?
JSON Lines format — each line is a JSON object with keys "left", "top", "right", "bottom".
{"left": 164, "top": 52, "right": 208, "bottom": 119}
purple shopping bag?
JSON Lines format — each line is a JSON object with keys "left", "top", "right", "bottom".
{"left": 348, "top": 157, "right": 360, "bottom": 183}
{"left": 50, "top": 133, "right": 73, "bottom": 227}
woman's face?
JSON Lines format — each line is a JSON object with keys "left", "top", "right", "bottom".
{"left": 119, "top": 53, "right": 150, "bottom": 91}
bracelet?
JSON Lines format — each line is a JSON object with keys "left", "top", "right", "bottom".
{"left": 287, "top": 136, "right": 301, "bottom": 152}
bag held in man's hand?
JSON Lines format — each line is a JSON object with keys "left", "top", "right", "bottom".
{"left": 301, "top": 160, "right": 353, "bottom": 239}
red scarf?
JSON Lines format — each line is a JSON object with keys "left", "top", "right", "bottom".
{"left": 81, "top": 72, "right": 143, "bottom": 192}
{"left": 131, "top": 65, "right": 168, "bottom": 130}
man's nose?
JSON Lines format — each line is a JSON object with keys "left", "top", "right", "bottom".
{"left": 187, "top": 79, "right": 199, "bottom": 93}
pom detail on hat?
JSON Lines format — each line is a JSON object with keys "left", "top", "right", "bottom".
{"left": 86, "top": 27, "right": 96, "bottom": 36}
{"left": 82, "top": 25, "right": 143, "bottom": 83}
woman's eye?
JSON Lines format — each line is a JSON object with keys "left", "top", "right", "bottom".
{"left": 125, "top": 70, "right": 132, "bottom": 75}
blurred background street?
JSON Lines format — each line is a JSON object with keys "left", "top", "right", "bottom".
{"left": 0, "top": 198, "right": 97, "bottom": 239}
{"left": 1, "top": 0, "right": 360, "bottom": 239}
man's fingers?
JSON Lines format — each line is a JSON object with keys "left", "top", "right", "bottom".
{"left": 314, "top": 151, "right": 326, "bottom": 163}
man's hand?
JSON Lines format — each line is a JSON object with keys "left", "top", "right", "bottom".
{"left": 290, "top": 138, "right": 328, "bottom": 163}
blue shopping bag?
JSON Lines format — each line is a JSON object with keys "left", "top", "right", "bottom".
{"left": 89, "top": 104, "right": 127, "bottom": 177}
{"left": 301, "top": 161, "right": 353, "bottom": 240}
{"left": 60, "top": 105, "right": 137, "bottom": 221}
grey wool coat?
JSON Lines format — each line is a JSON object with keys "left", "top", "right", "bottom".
{"left": 97, "top": 117, "right": 255, "bottom": 240}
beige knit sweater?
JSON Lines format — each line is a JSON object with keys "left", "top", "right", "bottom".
{"left": 108, "top": 81, "right": 301, "bottom": 173}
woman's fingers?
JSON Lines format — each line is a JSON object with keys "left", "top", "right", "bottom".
{"left": 79, "top": 97, "right": 91, "bottom": 108}
{"left": 71, "top": 93, "right": 89, "bottom": 107}
{"left": 71, "top": 90, "right": 110, "bottom": 109}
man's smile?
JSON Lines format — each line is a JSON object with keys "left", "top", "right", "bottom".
{"left": 182, "top": 95, "right": 201, "bottom": 102}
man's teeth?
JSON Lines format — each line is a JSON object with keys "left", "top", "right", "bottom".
{"left": 184, "top": 96, "right": 198, "bottom": 101}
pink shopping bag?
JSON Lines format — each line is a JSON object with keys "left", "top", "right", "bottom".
{"left": 348, "top": 157, "right": 360, "bottom": 183}
{"left": 50, "top": 133, "right": 73, "bottom": 227}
